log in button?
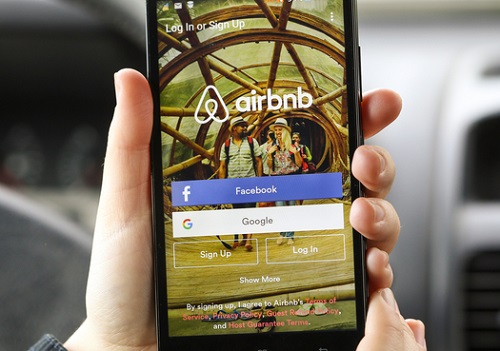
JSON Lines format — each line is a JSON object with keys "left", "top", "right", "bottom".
{"left": 265, "top": 235, "right": 346, "bottom": 264}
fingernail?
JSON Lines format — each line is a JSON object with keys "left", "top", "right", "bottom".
{"left": 380, "top": 289, "right": 399, "bottom": 312}
{"left": 369, "top": 199, "right": 385, "bottom": 223}
{"left": 366, "top": 146, "right": 386, "bottom": 174}
{"left": 376, "top": 149, "right": 386, "bottom": 174}
{"left": 379, "top": 248, "right": 391, "bottom": 270}
{"left": 114, "top": 72, "right": 122, "bottom": 100}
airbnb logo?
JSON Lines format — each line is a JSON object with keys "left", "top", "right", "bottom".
{"left": 194, "top": 85, "right": 230, "bottom": 124}
{"left": 194, "top": 86, "right": 314, "bottom": 125}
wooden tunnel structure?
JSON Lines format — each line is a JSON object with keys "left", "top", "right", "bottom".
{"left": 157, "top": 0, "right": 349, "bottom": 216}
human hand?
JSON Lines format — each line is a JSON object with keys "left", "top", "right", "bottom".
{"left": 63, "top": 70, "right": 421, "bottom": 350}
{"left": 351, "top": 90, "right": 427, "bottom": 350}
{"left": 289, "top": 144, "right": 300, "bottom": 154}
{"left": 352, "top": 89, "right": 401, "bottom": 254}
{"left": 357, "top": 288, "right": 427, "bottom": 351}
{"left": 268, "top": 144, "right": 278, "bottom": 154}
{"left": 64, "top": 69, "right": 156, "bottom": 351}
{"left": 352, "top": 89, "right": 402, "bottom": 291}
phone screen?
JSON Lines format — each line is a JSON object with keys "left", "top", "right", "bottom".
{"left": 147, "top": 0, "right": 365, "bottom": 349}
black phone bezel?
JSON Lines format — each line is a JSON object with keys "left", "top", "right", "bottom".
{"left": 146, "top": 0, "right": 366, "bottom": 349}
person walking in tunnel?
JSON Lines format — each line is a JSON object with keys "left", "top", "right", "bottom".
{"left": 292, "top": 131, "right": 315, "bottom": 173}
{"left": 267, "top": 118, "right": 302, "bottom": 245}
{"left": 219, "top": 116, "right": 263, "bottom": 251}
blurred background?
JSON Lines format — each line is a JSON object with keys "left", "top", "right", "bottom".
{"left": 1, "top": 0, "right": 500, "bottom": 349}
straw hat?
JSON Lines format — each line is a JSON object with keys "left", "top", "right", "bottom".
{"left": 229, "top": 116, "right": 248, "bottom": 131}
{"left": 269, "top": 117, "right": 291, "bottom": 133}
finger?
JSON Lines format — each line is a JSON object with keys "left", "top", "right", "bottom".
{"left": 406, "top": 319, "right": 427, "bottom": 349}
{"left": 357, "top": 289, "right": 427, "bottom": 351}
{"left": 366, "top": 247, "right": 393, "bottom": 293}
{"left": 352, "top": 145, "right": 395, "bottom": 199}
{"left": 350, "top": 197, "right": 400, "bottom": 253}
{"left": 361, "top": 89, "right": 402, "bottom": 139}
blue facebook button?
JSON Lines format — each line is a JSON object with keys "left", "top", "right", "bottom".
{"left": 171, "top": 173, "right": 342, "bottom": 207}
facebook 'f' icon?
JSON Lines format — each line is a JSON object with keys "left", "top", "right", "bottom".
{"left": 182, "top": 186, "right": 191, "bottom": 202}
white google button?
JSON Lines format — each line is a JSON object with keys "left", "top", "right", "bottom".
{"left": 172, "top": 203, "right": 344, "bottom": 238}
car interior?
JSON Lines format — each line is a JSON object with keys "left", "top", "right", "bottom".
{"left": 1, "top": 0, "right": 500, "bottom": 349}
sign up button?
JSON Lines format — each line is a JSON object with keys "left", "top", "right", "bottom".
{"left": 173, "top": 239, "right": 259, "bottom": 268}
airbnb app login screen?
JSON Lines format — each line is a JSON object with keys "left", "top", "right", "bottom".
{"left": 156, "top": 0, "right": 357, "bottom": 336}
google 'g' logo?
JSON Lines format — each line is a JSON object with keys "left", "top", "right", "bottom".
{"left": 183, "top": 219, "right": 193, "bottom": 230}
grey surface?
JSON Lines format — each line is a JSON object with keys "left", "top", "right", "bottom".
{"left": 0, "top": 186, "right": 91, "bottom": 350}
{"left": 0, "top": 0, "right": 142, "bottom": 348}
{"left": 359, "top": 7, "right": 500, "bottom": 350}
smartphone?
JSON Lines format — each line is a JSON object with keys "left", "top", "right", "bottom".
{"left": 147, "top": 0, "right": 365, "bottom": 350}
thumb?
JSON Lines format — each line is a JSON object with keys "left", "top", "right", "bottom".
{"left": 94, "top": 68, "right": 153, "bottom": 244}
{"left": 65, "top": 69, "right": 156, "bottom": 349}
{"left": 357, "top": 289, "right": 427, "bottom": 351}
{"left": 87, "top": 68, "right": 154, "bottom": 323}
{"left": 99, "top": 68, "right": 153, "bottom": 203}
